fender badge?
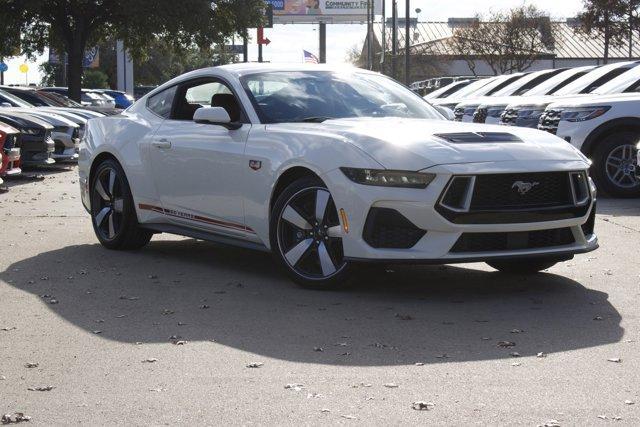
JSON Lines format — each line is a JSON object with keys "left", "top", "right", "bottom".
{"left": 249, "top": 160, "right": 262, "bottom": 171}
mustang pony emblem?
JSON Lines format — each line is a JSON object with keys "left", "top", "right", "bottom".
{"left": 511, "top": 181, "right": 540, "bottom": 195}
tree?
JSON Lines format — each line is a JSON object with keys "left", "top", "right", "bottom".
{"left": 578, "top": 0, "right": 634, "bottom": 64}
{"left": 450, "top": 6, "right": 557, "bottom": 75}
{"left": 82, "top": 69, "right": 108, "bottom": 88}
{"left": 0, "top": 0, "right": 264, "bottom": 101}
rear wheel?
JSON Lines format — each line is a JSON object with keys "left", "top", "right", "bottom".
{"left": 90, "top": 159, "right": 152, "bottom": 250}
{"left": 591, "top": 132, "right": 640, "bottom": 198}
{"left": 487, "top": 257, "right": 565, "bottom": 274}
{"left": 270, "top": 177, "right": 352, "bottom": 289}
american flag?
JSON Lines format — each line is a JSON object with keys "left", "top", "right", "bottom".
{"left": 303, "top": 50, "right": 319, "bottom": 64}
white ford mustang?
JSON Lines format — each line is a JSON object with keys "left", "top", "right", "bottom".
{"left": 78, "top": 64, "right": 598, "bottom": 289}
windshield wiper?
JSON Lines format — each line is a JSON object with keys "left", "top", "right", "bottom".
{"left": 297, "top": 116, "right": 333, "bottom": 123}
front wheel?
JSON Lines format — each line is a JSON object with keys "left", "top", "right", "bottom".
{"left": 487, "top": 257, "right": 565, "bottom": 274}
{"left": 90, "top": 159, "right": 152, "bottom": 250}
{"left": 270, "top": 177, "right": 352, "bottom": 289}
{"left": 591, "top": 132, "right": 640, "bottom": 198}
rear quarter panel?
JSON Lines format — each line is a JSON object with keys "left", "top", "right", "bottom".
{"left": 79, "top": 110, "right": 162, "bottom": 220}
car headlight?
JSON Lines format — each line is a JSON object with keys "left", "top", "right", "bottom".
{"left": 340, "top": 168, "right": 436, "bottom": 189}
{"left": 463, "top": 106, "right": 478, "bottom": 116}
{"left": 560, "top": 106, "right": 610, "bottom": 122}
{"left": 486, "top": 105, "right": 507, "bottom": 118}
{"left": 517, "top": 107, "right": 546, "bottom": 120}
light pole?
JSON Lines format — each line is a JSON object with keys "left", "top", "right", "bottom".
{"left": 405, "top": 0, "right": 410, "bottom": 85}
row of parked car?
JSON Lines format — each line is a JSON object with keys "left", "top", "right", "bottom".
{"left": 0, "top": 86, "right": 132, "bottom": 192}
{"left": 426, "top": 61, "right": 640, "bottom": 197}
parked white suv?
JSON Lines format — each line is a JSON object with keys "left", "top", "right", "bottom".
{"left": 540, "top": 93, "right": 640, "bottom": 197}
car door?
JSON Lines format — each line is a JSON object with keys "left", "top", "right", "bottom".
{"left": 149, "top": 77, "right": 251, "bottom": 238}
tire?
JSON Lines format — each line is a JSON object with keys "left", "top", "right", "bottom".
{"left": 269, "top": 176, "right": 353, "bottom": 290}
{"left": 591, "top": 132, "right": 640, "bottom": 198}
{"left": 486, "top": 257, "right": 564, "bottom": 274}
{"left": 90, "top": 158, "right": 152, "bottom": 250}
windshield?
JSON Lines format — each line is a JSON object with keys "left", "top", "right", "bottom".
{"left": 492, "top": 69, "right": 564, "bottom": 97}
{"left": 443, "top": 78, "right": 493, "bottom": 99}
{"left": 524, "top": 67, "right": 594, "bottom": 96}
{"left": 38, "top": 91, "right": 82, "bottom": 107}
{"left": 0, "top": 89, "right": 34, "bottom": 108}
{"left": 555, "top": 62, "right": 639, "bottom": 96}
{"left": 425, "top": 80, "right": 470, "bottom": 99}
{"left": 592, "top": 65, "right": 640, "bottom": 94}
{"left": 241, "top": 71, "right": 444, "bottom": 124}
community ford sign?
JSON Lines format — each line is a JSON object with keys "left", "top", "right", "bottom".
{"left": 268, "top": 0, "right": 380, "bottom": 19}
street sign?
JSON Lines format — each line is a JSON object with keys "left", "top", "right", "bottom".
{"left": 0, "top": 63, "right": 8, "bottom": 73}
{"left": 257, "top": 27, "right": 271, "bottom": 45}
{"left": 19, "top": 64, "right": 29, "bottom": 73}
{"left": 225, "top": 45, "right": 245, "bottom": 55}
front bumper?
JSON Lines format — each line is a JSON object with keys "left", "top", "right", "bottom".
{"left": 52, "top": 131, "right": 80, "bottom": 161}
{"left": 20, "top": 136, "right": 55, "bottom": 166}
{"left": 323, "top": 160, "right": 598, "bottom": 263}
{"left": 1, "top": 148, "right": 22, "bottom": 176}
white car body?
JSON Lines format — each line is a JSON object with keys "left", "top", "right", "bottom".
{"left": 501, "top": 61, "right": 640, "bottom": 128}
{"left": 79, "top": 64, "right": 597, "bottom": 286}
{"left": 538, "top": 93, "right": 640, "bottom": 196}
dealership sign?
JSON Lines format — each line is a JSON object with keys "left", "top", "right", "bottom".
{"left": 267, "top": 0, "right": 381, "bottom": 23}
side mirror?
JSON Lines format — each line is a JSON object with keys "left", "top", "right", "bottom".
{"left": 193, "top": 106, "right": 241, "bottom": 130}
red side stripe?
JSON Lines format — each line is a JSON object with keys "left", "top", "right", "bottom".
{"left": 138, "top": 204, "right": 255, "bottom": 234}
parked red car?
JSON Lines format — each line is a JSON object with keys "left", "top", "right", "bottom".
{"left": 0, "top": 122, "right": 22, "bottom": 189}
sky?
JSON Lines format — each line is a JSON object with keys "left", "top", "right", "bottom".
{"left": 1, "top": 0, "right": 584, "bottom": 85}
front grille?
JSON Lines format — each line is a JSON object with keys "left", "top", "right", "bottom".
{"left": 363, "top": 208, "right": 426, "bottom": 249}
{"left": 500, "top": 108, "right": 519, "bottom": 125}
{"left": 451, "top": 228, "right": 575, "bottom": 253}
{"left": 471, "top": 172, "right": 573, "bottom": 209}
{"left": 453, "top": 107, "right": 465, "bottom": 121}
{"left": 473, "top": 107, "right": 488, "bottom": 123}
{"left": 538, "top": 109, "right": 562, "bottom": 134}
{"left": 436, "top": 171, "right": 592, "bottom": 224}
{"left": 54, "top": 141, "right": 66, "bottom": 154}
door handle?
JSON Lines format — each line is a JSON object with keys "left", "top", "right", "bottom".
{"left": 152, "top": 139, "right": 172, "bottom": 149}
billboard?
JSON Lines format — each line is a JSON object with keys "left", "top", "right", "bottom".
{"left": 267, "top": 0, "right": 382, "bottom": 24}
{"left": 49, "top": 47, "right": 100, "bottom": 68}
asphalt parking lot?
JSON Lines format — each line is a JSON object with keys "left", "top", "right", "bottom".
{"left": 0, "top": 166, "right": 639, "bottom": 425}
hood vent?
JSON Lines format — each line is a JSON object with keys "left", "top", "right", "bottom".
{"left": 434, "top": 132, "right": 523, "bottom": 144}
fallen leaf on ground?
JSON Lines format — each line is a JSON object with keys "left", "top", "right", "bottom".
{"left": 607, "top": 358, "right": 622, "bottom": 363}
{"left": 284, "top": 384, "right": 304, "bottom": 391}
{"left": 383, "top": 383, "right": 399, "bottom": 388}
{"left": 498, "top": 341, "right": 516, "bottom": 348}
{"left": 142, "top": 358, "right": 158, "bottom": 363}
{"left": 27, "top": 386, "right": 54, "bottom": 391}
{"left": 246, "top": 362, "right": 263, "bottom": 368}
{"left": 412, "top": 401, "right": 435, "bottom": 411}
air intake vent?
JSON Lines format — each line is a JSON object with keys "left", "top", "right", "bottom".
{"left": 434, "top": 132, "right": 523, "bottom": 144}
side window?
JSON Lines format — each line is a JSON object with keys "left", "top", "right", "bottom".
{"left": 171, "top": 79, "right": 242, "bottom": 121}
{"left": 147, "top": 86, "right": 177, "bottom": 118}
{"left": 185, "top": 82, "right": 231, "bottom": 106}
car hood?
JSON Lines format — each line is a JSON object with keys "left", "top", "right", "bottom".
{"left": 546, "top": 92, "right": 640, "bottom": 109}
{"left": 0, "top": 111, "right": 54, "bottom": 130}
{"left": 268, "top": 118, "right": 587, "bottom": 171}
{"left": 6, "top": 108, "right": 79, "bottom": 128}
{"left": 505, "top": 94, "right": 592, "bottom": 109}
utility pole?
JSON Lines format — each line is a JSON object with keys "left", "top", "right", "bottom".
{"left": 366, "top": 0, "right": 372, "bottom": 69}
{"left": 319, "top": 22, "right": 326, "bottom": 63}
{"left": 243, "top": 36, "right": 248, "bottom": 62}
{"left": 258, "top": 27, "right": 263, "bottom": 63}
{"left": 405, "top": 0, "right": 410, "bottom": 85}
{"left": 380, "top": 0, "right": 386, "bottom": 73}
{"left": 391, "top": 0, "right": 397, "bottom": 79}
